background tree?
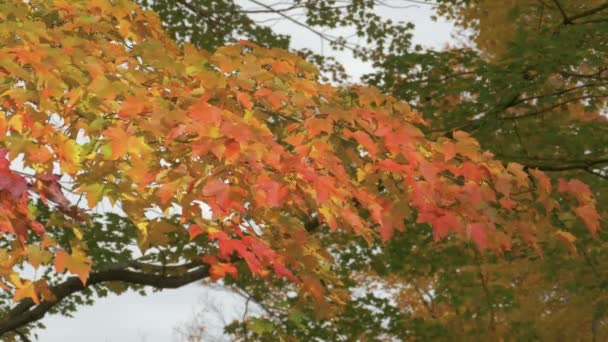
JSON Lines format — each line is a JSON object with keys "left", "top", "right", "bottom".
{"left": 135, "top": 0, "right": 424, "bottom": 82}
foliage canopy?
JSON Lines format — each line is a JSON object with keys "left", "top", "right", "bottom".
{"left": 0, "top": 0, "right": 603, "bottom": 340}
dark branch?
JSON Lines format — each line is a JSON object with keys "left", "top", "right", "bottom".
{"left": 551, "top": 0, "right": 572, "bottom": 24}
{"left": 570, "top": 1, "right": 608, "bottom": 22}
{"left": 499, "top": 155, "right": 608, "bottom": 172}
{"left": 239, "top": 3, "right": 303, "bottom": 14}
{"left": 0, "top": 261, "right": 208, "bottom": 336}
{"left": 246, "top": 0, "right": 357, "bottom": 51}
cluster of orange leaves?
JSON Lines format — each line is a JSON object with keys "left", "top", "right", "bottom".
{"left": 0, "top": 0, "right": 599, "bottom": 304}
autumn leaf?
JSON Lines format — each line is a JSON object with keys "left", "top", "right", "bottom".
{"left": 556, "top": 230, "right": 577, "bottom": 254}
{"left": 118, "top": 96, "right": 148, "bottom": 118}
{"left": 574, "top": 204, "right": 601, "bottom": 236}
{"left": 54, "top": 250, "right": 92, "bottom": 285}
{"left": 236, "top": 91, "right": 253, "bottom": 110}
{"left": 102, "top": 126, "right": 129, "bottom": 160}
{"left": 209, "top": 263, "right": 238, "bottom": 281}
{"left": 26, "top": 245, "right": 52, "bottom": 270}
{"left": 78, "top": 183, "right": 105, "bottom": 208}
{"left": 13, "top": 280, "right": 39, "bottom": 304}
{"left": 469, "top": 223, "right": 488, "bottom": 251}
{"left": 188, "top": 224, "right": 205, "bottom": 240}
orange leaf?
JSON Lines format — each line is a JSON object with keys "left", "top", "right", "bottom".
{"left": 556, "top": 230, "right": 577, "bottom": 254}
{"left": 236, "top": 91, "right": 253, "bottom": 110}
{"left": 13, "top": 280, "right": 39, "bottom": 304}
{"left": 118, "top": 96, "right": 148, "bottom": 118}
{"left": 54, "top": 250, "right": 92, "bottom": 285}
{"left": 102, "top": 126, "right": 129, "bottom": 159}
{"left": 188, "top": 224, "right": 204, "bottom": 240}
{"left": 209, "top": 262, "right": 238, "bottom": 281}
{"left": 470, "top": 223, "right": 488, "bottom": 251}
{"left": 305, "top": 118, "right": 333, "bottom": 137}
{"left": 574, "top": 204, "right": 601, "bottom": 236}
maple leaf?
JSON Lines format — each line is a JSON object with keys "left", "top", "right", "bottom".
{"left": 54, "top": 137, "right": 81, "bottom": 175}
{"left": 35, "top": 173, "right": 71, "bottom": 209}
{"left": 209, "top": 263, "right": 238, "bottom": 281}
{"left": 301, "top": 275, "right": 325, "bottom": 301}
{"left": 314, "top": 176, "right": 336, "bottom": 204}
{"left": 254, "top": 176, "right": 288, "bottom": 208}
{"left": 305, "top": 118, "right": 333, "bottom": 137}
{"left": 0, "top": 169, "right": 27, "bottom": 200}
{"left": 273, "top": 263, "right": 298, "bottom": 283}
{"left": 118, "top": 96, "right": 148, "bottom": 118}
{"left": 102, "top": 126, "right": 129, "bottom": 160}
{"left": 530, "top": 168, "right": 551, "bottom": 193}
{"left": 344, "top": 129, "right": 378, "bottom": 157}
{"left": 54, "top": 250, "right": 92, "bottom": 285}
{"left": 469, "top": 223, "right": 488, "bottom": 251}
{"left": 13, "top": 280, "right": 39, "bottom": 304}
{"left": 556, "top": 230, "right": 577, "bottom": 254}
{"left": 188, "top": 99, "right": 223, "bottom": 129}
{"left": 26, "top": 245, "right": 52, "bottom": 270}
{"left": 558, "top": 178, "right": 594, "bottom": 203}
{"left": 188, "top": 224, "right": 205, "bottom": 240}
{"left": 507, "top": 163, "right": 528, "bottom": 187}
{"left": 431, "top": 212, "right": 462, "bottom": 242}
{"left": 442, "top": 141, "right": 456, "bottom": 162}
{"left": 78, "top": 183, "right": 105, "bottom": 208}
{"left": 574, "top": 204, "right": 601, "bottom": 236}
{"left": 235, "top": 91, "right": 253, "bottom": 110}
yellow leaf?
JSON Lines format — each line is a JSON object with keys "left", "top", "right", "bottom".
{"left": 78, "top": 183, "right": 105, "bottom": 208}
{"left": 13, "top": 280, "right": 39, "bottom": 304}
{"left": 26, "top": 245, "right": 52, "bottom": 269}
{"left": 356, "top": 168, "right": 366, "bottom": 183}
{"left": 556, "top": 230, "right": 577, "bottom": 254}
{"left": 55, "top": 137, "right": 82, "bottom": 175}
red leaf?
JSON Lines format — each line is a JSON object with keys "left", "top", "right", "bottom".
{"left": 118, "top": 96, "right": 148, "bottom": 118}
{"left": 344, "top": 129, "right": 378, "bottom": 157}
{"left": 209, "top": 262, "right": 238, "bottom": 281}
{"left": 236, "top": 91, "right": 253, "bottom": 110}
{"left": 188, "top": 224, "right": 204, "bottom": 240}
{"left": 188, "top": 99, "right": 223, "bottom": 127}
{"left": 314, "top": 176, "right": 335, "bottom": 203}
{"left": 470, "top": 223, "right": 488, "bottom": 251}
{"left": 0, "top": 169, "right": 27, "bottom": 200}
{"left": 273, "top": 263, "right": 298, "bottom": 283}
{"left": 30, "top": 221, "right": 46, "bottom": 235}
{"left": 574, "top": 204, "right": 601, "bottom": 236}
{"left": 379, "top": 214, "right": 394, "bottom": 241}
{"left": 376, "top": 159, "right": 410, "bottom": 173}
{"left": 35, "top": 173, "right": 71, "bottom": 208}
{"left": 305, "top": 118, "right": 333, "bottom": 137}
{"left": 442, "top": 141, "right": 456, "bottom": 161}
{"left": 530, "top": 169, "right": 551, "bottom": 193}
{"left": 433, "top": 212, "right": 461, "bottom": 242}
{"left": 558, "top": 178, "right": 593, "bottom": 202}
{"left": 255, "top": 176, "right": 288, "bottom": 208}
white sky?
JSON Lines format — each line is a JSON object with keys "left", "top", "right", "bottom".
{"left": 35, "top": 2, "right": 454, "bottom": 341}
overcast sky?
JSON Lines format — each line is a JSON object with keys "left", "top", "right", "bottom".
{"left": 36, "top": 2, "right": 454, "bottom": 341}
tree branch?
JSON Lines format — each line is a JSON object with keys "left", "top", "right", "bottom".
{"left": 0, "top": 261, "right": 208, "bottom": 336}
{"left": 570, "top": 1, "right": 608, "bottom": 22}
{"left": 499, "top": 154, "right": 608, "bottom": 171}
{"left": 246, "top": 0, "right": 357, "bottom": 52}
{"left": 551, "top": 0, "right": 572, "bottom": 24}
